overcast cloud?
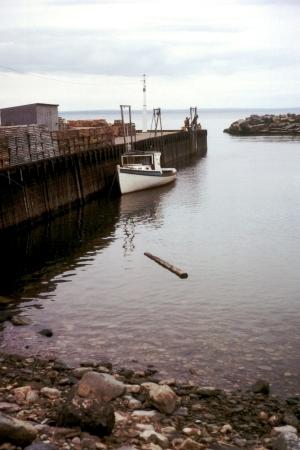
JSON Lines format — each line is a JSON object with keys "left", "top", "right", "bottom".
{"left": 0, "top": 0, "right": 299, "bottom": 109}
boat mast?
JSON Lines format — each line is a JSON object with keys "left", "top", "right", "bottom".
{"left": 120, "top": 104, "right": 134, "bottom": 153}
{"left": 142, "top": 74, "right": 147, "bottom": 132}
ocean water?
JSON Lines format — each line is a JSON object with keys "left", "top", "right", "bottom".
{"left": 1, "top": 108, "right": 300, "bottom": 395}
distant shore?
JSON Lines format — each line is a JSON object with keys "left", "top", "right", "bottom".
{"left": 224, "top": 113, "right": 300, "bottom": 136}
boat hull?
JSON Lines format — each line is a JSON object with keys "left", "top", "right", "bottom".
{"left": 117, "top": 166, "right": 177, "bottom": 194}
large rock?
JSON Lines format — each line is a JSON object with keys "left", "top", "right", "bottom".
{"left": 77, "top": 371, "right": 125, "bottom": 402}
{"left": 0, "top": 412, "right": 37, "bottom": 446}
{"left": 60, "top": 370, "right": 121, "bottom": 436}
{"left": 58, "top": 395, "right": 115, "bottom": 437}
{"left": 273, "top": 425, "right": 300, "bottom": 450}
{"left": 142, "top": 382, "right": 177, "bottom": 414}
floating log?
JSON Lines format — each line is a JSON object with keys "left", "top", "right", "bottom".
{"left": 144, "top": 252, "right": 188, "bottom": 279}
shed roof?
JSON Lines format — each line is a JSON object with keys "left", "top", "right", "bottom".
{"left": 0, "top": 103, "right": 59, "bottom": 111}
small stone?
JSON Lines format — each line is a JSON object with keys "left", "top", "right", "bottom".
{"left": 95, "top": 444, "right": 107, "bottom": 450}
{"left": 251, "top": 380, "right": 270, "bottom": 395}
{"left": 38, "top": 329, "right": 53, "bottom": 337}
{"left": 142, "top": 444, "right": 163, "bottom": 450}
{"left": 140, "top": 429, "right": 169, "bottom": 448}
{"left": 72, "top": 437, "right": 81, "bottom": 445}
{"left": 196, "top": 387, "right": 220, "bottom": 397}
{"left": 14, "top": 386, "right": 32, "bottom": 404}
{"left": 125, "top": 384, "right": 141, "bottom": 394}
{"left": 40, "top": 387, "right": 61, "bottom": 399}
{"left": 124, "top": 396, "right": 142, "bottom": 410}
{"left": 174, "top": 407, "right": 189, "bottom": 417}
{"left": 172, "top": 438, "right": 184, "bottom": 449}
{"left": 10, "top": 316, "right": 31, "bottom": 326}
{"left": 132, "top": 410, "right": 159, "bottom": 419}
{"left": 179, "top": 438, "right": 204, "bottom": 450}
{"left": 269, "top": 415, "right": 280, "bottom": 426}
{"left": 183, "top": 428, "right": 194, "bottom": 435}
{"left": 26, "top": 390, "right": 39, "bottom": 403}
{"left": 142, "top": 382, "right": 177, "bottom": 414}
{"left": 115, "top": 412, "right": 127, "bottom": 423}
{"left": 221, "top": 424, "right": 233, "bottom": 434}
{"left": 259, "top": 411, "right": 269, "bottom": 421}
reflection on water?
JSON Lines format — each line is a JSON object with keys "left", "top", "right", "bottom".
{"left": 120, "top": 185, "right": 173, "bottom": 255}
{"left": 1, "top": 110, "right": 300, "bottom": 396}
{"left": 0, "top": 198, "right": 119, "bottom": 323}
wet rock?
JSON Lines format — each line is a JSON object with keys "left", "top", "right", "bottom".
{"left": 59, "top": 396, "right": 115, "bottom": 436}
{"left": 38, "top": 329, "right": 53, "bottom": 337}
{"left": 0, "top": 412, "right": 37, "bottom": 446}
{"left": 252, "top": 380, "right": 270, "bottom": 395}
{"left": 77, "top": 371, "right": 125, "bottom": 402}
{"left": 24, "top": 442, "right": 59, "bottom": 450}
{"left": 142, "top": 382, "right": 178, "bottom": 414}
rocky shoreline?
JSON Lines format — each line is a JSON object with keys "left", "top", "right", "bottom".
{"left": 0, "top": 353, "right": 299, "bottom": 450}
{"left": 224, "top": 114, "right": 300, "bottom": 136}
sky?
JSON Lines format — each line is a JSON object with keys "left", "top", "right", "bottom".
{"left": 0, "top": 0, "right": 299, "bottom": 110}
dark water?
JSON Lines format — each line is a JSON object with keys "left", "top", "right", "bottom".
{"left": 1, "top": 109, "right": 300, "bottom": 395}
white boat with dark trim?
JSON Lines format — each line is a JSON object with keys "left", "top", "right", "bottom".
{"left": 117, "top": 151, "right": 177, "bottom": 195}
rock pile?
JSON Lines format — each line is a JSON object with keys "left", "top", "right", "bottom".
{"left": 224, "top": 114, "right": 300, "bottom": 136}
{"left": 0, "top": 353, "right": 299, "bottom": 449}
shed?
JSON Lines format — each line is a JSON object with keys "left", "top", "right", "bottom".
{"left": 0, "top": 103, "right": 59, "bottom": 131}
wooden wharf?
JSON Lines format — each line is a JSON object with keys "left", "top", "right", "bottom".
{"left": 0, "top": 129, "right": 207, "bottom": 231}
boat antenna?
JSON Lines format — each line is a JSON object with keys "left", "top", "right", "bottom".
{"left": 142, "top": 74, "right": 147, "bottom": 133}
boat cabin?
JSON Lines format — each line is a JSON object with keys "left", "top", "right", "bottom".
{"left": 121, "top": 152, "right": 162, "bottom": 171}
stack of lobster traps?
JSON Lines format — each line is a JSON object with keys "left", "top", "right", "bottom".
{"left": 0, "top": 125, "right": 59, "bottom": 168}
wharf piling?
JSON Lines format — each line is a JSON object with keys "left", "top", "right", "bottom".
{"left": 0, "top": 129, "right": 207, "bottom": 231}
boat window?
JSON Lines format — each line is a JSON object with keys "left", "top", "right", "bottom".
{"left": 123, "top": 155, "right": 153, "bottom": 165}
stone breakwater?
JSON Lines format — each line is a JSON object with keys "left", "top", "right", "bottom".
{"left": 224, "top": 114, "right": 300, "bottom": 136}
{"left": 0, "top": 354, "right": 300, "bottom": 450}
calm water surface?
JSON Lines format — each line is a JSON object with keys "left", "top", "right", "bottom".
{"left": 1, "top": 109, "right": 300, "bottom": 395}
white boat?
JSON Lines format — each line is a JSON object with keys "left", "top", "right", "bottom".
{"left": 117, "top": 151, "right": 177, "bottom": 195}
